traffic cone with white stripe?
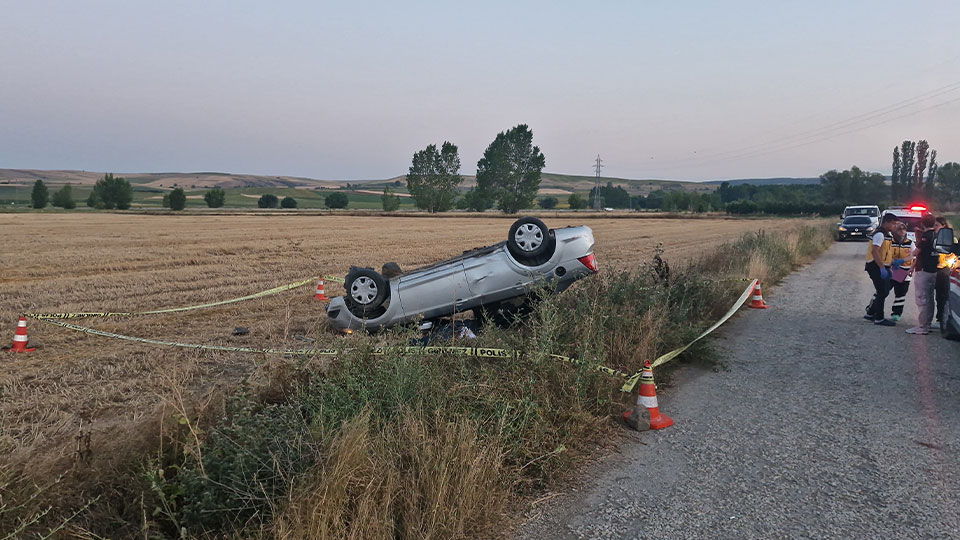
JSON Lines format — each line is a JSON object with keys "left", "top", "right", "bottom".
{"left": 314, "top": 279, "right": 329, "bottom": 301}
{"left": 5, "top": 317, "right": 36, "bottom": 353}
{"left": 622, "top": 361, "right": 673, "bottom": 430}
{"left": 748, "top": 281, "right": 770, "bottom": 309}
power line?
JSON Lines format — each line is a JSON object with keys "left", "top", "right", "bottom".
{"left": 638, "top": 80, "right": 960, "bottom": 173}
{"left": 647, "top": 92, "right": 960, "bottom": 172}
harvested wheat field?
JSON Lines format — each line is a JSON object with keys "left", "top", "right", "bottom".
{"left": 0, "top": 212, "right": 798, "bottom": 515}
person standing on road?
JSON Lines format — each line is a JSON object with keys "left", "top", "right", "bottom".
{"left": 933, "top": 217, "right": 954, "bottom": 330}
{"left": 888, "top": 222, "right": 913, "bottom": 322}
{"left": 865, "top": 213, "right": 898, "bottom": 326}
{"left": 906, "top": 214, "right": 940, "bottom": 335}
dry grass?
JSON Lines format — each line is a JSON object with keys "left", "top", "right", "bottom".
{"left": 273, "top": 410, "right": 506, "bottom": 540}
{"left": 0, "top": 213, "right": 811, "bottom": 534}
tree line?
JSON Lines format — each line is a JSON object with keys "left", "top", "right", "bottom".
{"left": 399, "top": 124, "right": 546, "bottom": 214}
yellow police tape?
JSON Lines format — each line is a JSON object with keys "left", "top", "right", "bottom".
{"left": 23, "top": 276, "right": 759, "bottom": 394}
{"left": 27, "top": 316, "right": 631, "bottom": 379}
{"left": 24, "top": 275, "right": 345, "bottom": 320}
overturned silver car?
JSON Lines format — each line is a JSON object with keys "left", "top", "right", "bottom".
{"left": 326, "top": 217, "right": 598, "bottom": 331}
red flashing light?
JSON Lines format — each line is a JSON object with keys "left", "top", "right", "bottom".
{"left": 578, "top": 253, "right": 599, "bottom": 273}
{"left": 909, "top": 204, "right": 928, "bottom": 212}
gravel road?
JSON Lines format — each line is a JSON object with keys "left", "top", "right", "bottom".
{"left": 517, "top": 241, "right": 960, "bottom": 540}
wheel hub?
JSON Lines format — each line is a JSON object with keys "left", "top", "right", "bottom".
{"left": 514, "top": 224, "right": 543, "bottom": 252}
{"left": 350, "top": 276, "right": 378, "bottom": 305}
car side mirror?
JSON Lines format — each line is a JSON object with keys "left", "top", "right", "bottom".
{"left": 935, "top": 227, "right": 955, "bottom": 254}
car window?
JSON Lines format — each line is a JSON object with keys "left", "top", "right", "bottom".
{"left": 898, "top": 216, "right": 921, "bottom": 231}
{"left": 843, "top": 216, "right": 872, "bottom": 225}
{"left": 845, "top": 208, "right": 876, "bottom": 216}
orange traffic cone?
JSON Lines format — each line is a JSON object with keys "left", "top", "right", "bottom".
{"left": 748, "top": 281, "right": 770, "bottom": 309}
{"left": 314, "top": 280, "right": 329, "bottom": 301}
{"left": 622, "top": 361, "right": 673, "bottom": 430}
{"left": 6, "top": 317, "right": 36, "bottom": 353}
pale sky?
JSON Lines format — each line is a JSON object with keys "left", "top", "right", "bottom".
{"left": 2, "top": 1, "right": 958, "bottom": 181}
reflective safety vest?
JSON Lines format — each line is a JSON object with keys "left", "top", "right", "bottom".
{"left": 866, "top": 232, "right": 892, "bottom": 264}
{"left": 887, "top": 238, "right": 913, "bottom": 268}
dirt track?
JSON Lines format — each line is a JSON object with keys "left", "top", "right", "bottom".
{"left": 517, "top": 241, "right": 960, "bottom": 539}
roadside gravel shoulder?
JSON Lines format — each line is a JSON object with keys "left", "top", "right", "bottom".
{"left": 516, "top": 241, "right": 960, "bottom": 540}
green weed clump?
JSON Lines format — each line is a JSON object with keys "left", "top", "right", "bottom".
{"left": 140, "top": 223, "right": 834, "bottom": 539}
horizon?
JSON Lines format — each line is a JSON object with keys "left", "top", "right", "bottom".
{"left": 2, "top": 1, "right": 957, "bottom": 181}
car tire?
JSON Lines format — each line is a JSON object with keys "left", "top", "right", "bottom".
{"left": 942, "top": 297, "right": 960, "bottom": 341}
{"left": 508, "top": 217, "right": 555, "bottom": 266}
{"left": 344, "top": 267, "right": 389, "bottom": 317}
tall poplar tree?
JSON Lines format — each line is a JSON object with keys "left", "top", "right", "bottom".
{"left": 891, "top": 146, "right": 901, "bottom": 200}
{"left": 914, "top": 140, "right": 929, "bottom": 194}
{"left": 900, "top": 141, "right": 915, "bottom": 194}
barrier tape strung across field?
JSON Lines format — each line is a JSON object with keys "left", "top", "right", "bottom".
{"left": 618, "top": 278, "right": 759, "bottom": 393}
{"left": 25, "top": 316, "right": 631, "bottom": 379}
{"left": 23, "top": 274, "right": 759, "bottom": 393}
{"left": 24, "top": 275, "right": 345, "bottom": 320}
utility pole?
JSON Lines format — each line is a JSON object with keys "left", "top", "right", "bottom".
{"left": 593, "top": 154, "right": 603, "bottom": 210}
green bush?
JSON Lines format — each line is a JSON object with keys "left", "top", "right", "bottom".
{"left": 204, "top": 187, "right": 225, "bottom": 208}
{"left": 382, "top": 187, "right": 401, "bottom": 211}
{"left": 90, "top": 173, "right": 133, "bottom": 210}
{"left": 538, "top": 196, "right": 558, "bottom": 209}
{"left": 168, "top": 188, "right": 187, "bottom": 211}
{"left": 325, "top": 192, "right": 348, "bottom": 209}
{"left": 51, "top": 184, "right": 76, "bottom": 209}
{"left": 281, "top": 196, "right": 298, "bottom": 209}
{"left": 567, "top": 193, "right": 588, "bottom": 210}
{"left": 257, "top": 194, "right": 279, "bottom": 208}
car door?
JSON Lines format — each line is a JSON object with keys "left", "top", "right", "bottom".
{"left": 461, "top": 247, "right": 538, "bottom": 305}
{"left": 397, "top": 262, "right": 472, "bottom": 319}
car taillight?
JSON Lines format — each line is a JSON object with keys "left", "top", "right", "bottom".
{"left": 578, "top": 253, "right": 598, "bottom": 273}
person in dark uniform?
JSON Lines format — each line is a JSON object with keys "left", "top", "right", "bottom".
{"left": 864, "top": 213, "right": 899, "bottom": 326}
{"left": 906, "top": 214, "right": 940, "bottom": 335}
{"left": 933, "top": 217, "right": 953, "bottom": 330}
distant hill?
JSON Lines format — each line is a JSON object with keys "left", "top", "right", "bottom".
{"left": 0, "top": 169, "right": 714, "bottom": 196}
{"left": 351, "top": 172, "right": 712, "bottom": 196}
{"left": 0, "top": 169, "right": 346, "bottom": 190}
{"left": 701, "top": 177, "right": 821, "bottom": 186}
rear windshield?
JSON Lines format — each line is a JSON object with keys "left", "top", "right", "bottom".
{"left": 844, "top": 208, "right": 878, "bottom": 217}
{"left": 843, "top": 216, "right": 872, "bottom": 225}
{"left": 897, "top": 216, "right": 922, "bottom": 232}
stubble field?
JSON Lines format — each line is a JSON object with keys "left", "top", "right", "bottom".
{"left": 0, "top": 212, "right": 797, "bottom": 507}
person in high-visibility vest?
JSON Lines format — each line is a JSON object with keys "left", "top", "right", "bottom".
{"left": 887, "top": 222, "right": 913, "bottom": 322}
{"left": 933, "top": 217, "right": 955, "bottom": 329}
{"left": 864, "top": 213, "right": 899, "bottom": 326}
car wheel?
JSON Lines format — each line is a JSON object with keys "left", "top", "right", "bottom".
{"left": 345, "top": 267, "right": 388, "bottom": 317}
{"left": 508, "top": 217, "right": 555, "bottom": 265}
{"left": 942, "top": 297, "right": 960, "bottom": 341}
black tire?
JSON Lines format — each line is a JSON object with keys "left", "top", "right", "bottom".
{"left": 942, "top": 297, "right": 960, "bottom": 341}
{"left": 344, "top": 267, "right": 388, "bottom": 317}
{"left": 507, "top": 217, "right": 555, "bottom": 266}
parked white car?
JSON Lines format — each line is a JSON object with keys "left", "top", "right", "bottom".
{"left": 842, "top": 205, "right": 880, "bottom": 229}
